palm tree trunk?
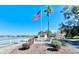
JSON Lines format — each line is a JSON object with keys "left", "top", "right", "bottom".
{"left": 47, "top": 15, "right": 50, "bottom": 38}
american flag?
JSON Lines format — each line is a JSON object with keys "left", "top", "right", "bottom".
{"left": 33, "top": 10, "right": 41, "bottom": 21}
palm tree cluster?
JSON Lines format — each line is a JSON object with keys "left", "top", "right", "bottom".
{"left": 59, "top": 5, "right": 79, "bottom": 38}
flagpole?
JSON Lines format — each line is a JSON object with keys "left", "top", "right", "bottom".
{"left": 40, "top": 7, "right": 42, "bottom": 37}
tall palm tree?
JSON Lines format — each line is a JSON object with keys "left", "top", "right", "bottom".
{"left": 44, "top": 6, "right": 52, "bottom": 38}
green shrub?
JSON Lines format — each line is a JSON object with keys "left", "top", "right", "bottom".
{"left": 65, "top": 37, "right": 73, "bottom": 39}
{"left": 51, "top": 40, "right": 62, "bottom": 46}
{"left": 76, "top": 34, "right": 79, "bottom": 36}
{"left": 73, "top": 36, "right": 79, "bottom": 39}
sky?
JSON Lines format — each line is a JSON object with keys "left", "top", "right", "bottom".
{"left": 0, "top": 5, "right": 64, "bottom": 35}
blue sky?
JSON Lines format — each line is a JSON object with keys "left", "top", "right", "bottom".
{"left": 0, "top": 5, "right": 64, "bottom": 35}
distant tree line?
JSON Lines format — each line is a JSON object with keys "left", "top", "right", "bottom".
{"left": 0, "top": 35, "right": 33, "bottom": 38}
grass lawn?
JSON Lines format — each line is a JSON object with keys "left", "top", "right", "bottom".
{"left": 64, "top": 36, "right": 79, "bottom": 41}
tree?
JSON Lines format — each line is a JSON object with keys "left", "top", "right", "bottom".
{"left": 60, "top": 5, "right": 79, "bottom": 38}
{"left": 62, "top": 5, "right": 79, "bottom": 20}
{"left": 44, "top": 6, "right": 52, "bottom": 38}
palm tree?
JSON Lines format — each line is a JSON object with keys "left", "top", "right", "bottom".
{"left": 44, "top": 6, "right": 52, "bottom": 38}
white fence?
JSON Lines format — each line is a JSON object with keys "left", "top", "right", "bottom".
{"left": 34, "top": 38, "right": 52, "bottom": 44}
